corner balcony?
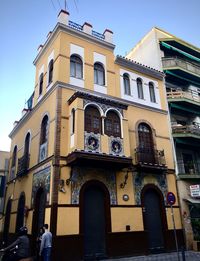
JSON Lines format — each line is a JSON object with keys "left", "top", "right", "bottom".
{"left": 162, "top": 57, "right": 200, "bottom": 85}
{"left": 135, "top": 147, "right": 167, "bottom": 172}
{"left": 172, "top": 124, "right": 200, "bottom": 139}
{"left": 177, "top": 160, "right": 200, "bottom": 179}
{"left": 17, "top": 154, "right": 30, "bottom": 177}
{"left": 167, "top": 89, "right": 200, "bottom": 109}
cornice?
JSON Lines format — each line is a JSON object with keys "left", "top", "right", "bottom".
{"left": 115, "top": 55, "right": 165, "bottom": 80}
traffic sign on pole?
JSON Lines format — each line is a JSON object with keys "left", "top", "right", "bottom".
{"left": 167, "top": 191, "right": 176, "bottom": 205}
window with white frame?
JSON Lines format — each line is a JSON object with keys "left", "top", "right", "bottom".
{"left": 137, "top": 78, "right": 144, "bottom": 99}
{"left": 123, "top": 73, "right": 131, "bottom": 95}
{"left": 70, "top": 55, "right": 83, "bottom": 79}
{"left": 94, "top": 62, "right": 105, "bottom": 86}
{"left": 48, "top": 59, "right": 54, "bottom": 84}
{"left": 149, "top": 82, "right": 156, "bottom": 103}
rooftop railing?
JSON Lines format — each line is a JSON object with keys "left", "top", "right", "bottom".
{"left": 68, "top": 20, "right": 105, "bottom": 41}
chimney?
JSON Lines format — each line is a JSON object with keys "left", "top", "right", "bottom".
{"left": 103, "top": 29, "right": 113, "bottom": 43}
{"left": 13, "top": 121, "right": 19, "bottom": 128}
{"left": 37, "top": 44, "right": 43, "bottom": 52}
{"left": 83, "top": 22, "right": 93, "bottom": 35}
{"left": 58, "top": 9, "right": 69, "bottom": 25}
{"left": 46, "top": 31, "right": 52, "bottom": 39}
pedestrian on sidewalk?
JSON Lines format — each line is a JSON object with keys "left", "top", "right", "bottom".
{"left": 39, "top": 224, "right": 52, "bottom": 261}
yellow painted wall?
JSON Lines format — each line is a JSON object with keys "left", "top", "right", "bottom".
{"left": 57, "top": 207, "right": 79, "bottom": 235}
{"left": 111, "top": 207, "right": 143, "bottom": 232}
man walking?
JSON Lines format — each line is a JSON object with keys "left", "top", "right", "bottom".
{"left": 39, "top": 224, "right": 52, "bottom": 261}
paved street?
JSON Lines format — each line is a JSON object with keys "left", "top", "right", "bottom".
{"left": 102, "top": 251, "right": 200, "bottom": 260}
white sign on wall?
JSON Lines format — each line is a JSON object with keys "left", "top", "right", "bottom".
{"left": 190, "top": 185, "right": 200, "bottom": 197}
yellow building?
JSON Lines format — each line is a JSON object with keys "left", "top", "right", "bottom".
{"left": 2, "top": 11, "right": 184, "bottom": 260}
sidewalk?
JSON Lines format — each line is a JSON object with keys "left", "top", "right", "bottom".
{"left": 102, "top": 251, "right": 200, "bottom": 260}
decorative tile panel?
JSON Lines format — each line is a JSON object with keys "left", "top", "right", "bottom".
{"left": 31, "top": 165, "right": 51, "bottom": 207}
{"left": 71, "top": 166, "right": 117, "bottom": 205}
{"left": 134, "top": 172, "right": 168, "bottom": 205}
{"left": 109, "top": 137, "right": 124, "bottom": 156}
{"left": 84, "top": 132, "right": 101, "bottom": 152}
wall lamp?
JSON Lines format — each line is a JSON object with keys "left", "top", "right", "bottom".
{"left": 120, "top": 168, "right": 134, "bottom": 189}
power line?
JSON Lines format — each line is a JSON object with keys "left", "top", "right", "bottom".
{"left": 56, "top": 0, "right": 62, "bottom": 9}
{"left": 50, "top": 0, "right": 57, "bottom": 11}
{"left": 74, "top": 0, "right": 79, "bottom": 13}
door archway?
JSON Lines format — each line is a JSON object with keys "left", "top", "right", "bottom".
{"left": 3, "top": 198, "right": 12, "bottom": 244}
{"left": 32, "top": 187, "right": 46, "bottom": 245}
{"left": 142, "top": 185, "right": 166, "bottom": 253}
{"left": 80, "top": 180, "right": 111, "bottom": 259}
{"left": 16, "top": 192, "right": 25, "bottom": 232}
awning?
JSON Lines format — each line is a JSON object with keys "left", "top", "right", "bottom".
{"left": 184, "top": 198, "right": 200, "bottom": 205}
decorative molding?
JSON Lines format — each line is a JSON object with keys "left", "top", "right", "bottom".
{"left": 71, "top": 166, "right": 117, "bottom": 205}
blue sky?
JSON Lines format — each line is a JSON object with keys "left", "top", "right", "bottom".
{"left": 0, "top": 0, "right": 200, "bottom": 151}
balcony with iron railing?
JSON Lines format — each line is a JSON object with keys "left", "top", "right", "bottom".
{"left": 162, "top": 56, "right": 200, "bottom": 77}
{"left": 135, "top": 147, "right": 167, "bottom": 171}
{"left": 177, "top": 160, "right": 200, "bottom": 179}
{"left": 172, "top": 123, "right": 200, "bottom": 138}
{"left": 17, "top": 154, "right": 30, "bottom": 177}
{"left": 167, "top": 89, "right": 200, "bottom": 104}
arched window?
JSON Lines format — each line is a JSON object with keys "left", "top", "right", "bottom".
{"left": 71, "top": 108, "right": 75, "bottom": 134}
{"left": 85, "top": 106, "right": 101, "bottom": 134}
{"left": 39, "top": 73, "right": 44, "bottom": 96}
{"left": 123, "top": 73, "right": 131, "bottom": 95}
{"left": 149, "top": 82, "right": 156, "bottom": 103}
{"left": 138, "top": 123, "right": 155, "bottom": 163}
{"left": 11, "top": 146, "right": 17, "bottom": 168}
{"left": 48, "top": 59, "right": 54, "bottom": 84}
{"left": 94, "top": 63, "right": 105, "bottom": 86}
{"left": 3, "top": 199, "right": 12, "bottom": 243}
{"left": 70, "top": 55, "right": 83, "bottom": 79}
{"left": 40, "top": 115, "right": 48, "bottom": 145}
{"left": 137, "top": 78, "right": 144, "bottom": 99}
{"left": 24, "top": 133, "right": 30, "bottom": 156}
{"left": 15, "top": 193, "right": 25, "bottom": 233}
{"left": 105, "top": 111, "right": 121, "bottom": 137}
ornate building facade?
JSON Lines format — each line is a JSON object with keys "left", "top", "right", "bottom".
{"left": 2, "top": 11, "right": 184, "bottom": 260}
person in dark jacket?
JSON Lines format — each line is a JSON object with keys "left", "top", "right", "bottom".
{"left": 0, "top": 226, "right": 30, "bottom": 261}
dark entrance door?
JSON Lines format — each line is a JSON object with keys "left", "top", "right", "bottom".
{"left": 143, "top": 188, "right": 164, "bottom": 253}
{"left": 83, "top": 184, "right": 107, "bottom": 259}
{"left": 3, "top": 199, "right": 12, "bottom": 244}
{"left": 32, "top": 188, "right": 46, "bottom": 251}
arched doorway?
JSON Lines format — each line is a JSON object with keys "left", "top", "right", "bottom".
{"left": 142, "top": 186, "right": 166, "bottom": 253}
{"left": 32, "top": 187, "right": 46, "bottom": 245}
{"left": 3, "top": 198, "right": 12, "bottom": 244}
{"left": 16, "top": 193, "right": 25, "bottom": 232}
{"left": 80, "top": 180, "right": 111, "bottom": 259}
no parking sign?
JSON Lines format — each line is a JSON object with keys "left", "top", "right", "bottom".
{"left": 167, "top": 191, "right": 176, "bottom": 205}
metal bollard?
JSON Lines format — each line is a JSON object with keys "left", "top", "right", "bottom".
{"left": 181, "top": 246, "right": 186, "bottom": 261}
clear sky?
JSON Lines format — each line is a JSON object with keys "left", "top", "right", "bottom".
{"left": 0, "top": 0, "right": 200, "bottom": 151}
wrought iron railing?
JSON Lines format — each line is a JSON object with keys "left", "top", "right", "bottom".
{"left": 172, "top": 123, "right": 200, "bottom": 136}
{"left": 17, "top": 154, "right": 30, "bottom": 177}
{"left": 177, "top": 160, "right": 200, "bottom": 175}
{"left": 135, "top": 147, "right": 166, "bottom": 166}
{"left": 68, "top": 20, "right": 83, "bottom": 31}
{"left": 68, "top": 20, "right": 105, "bottom": 41}
{"left": 167, "top": 89, "right": 200, "bottom": 103}
{"left": 92, "top": 30, "right": 105, "bottom": 40}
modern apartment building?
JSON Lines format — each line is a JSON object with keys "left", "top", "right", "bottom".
{"left": 127, "top": 27, "right": 200, "bottom": 250}
{"left": 2, "top": 13, "right": 184, "bottom": 260}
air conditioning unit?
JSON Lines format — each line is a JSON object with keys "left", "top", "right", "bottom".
{"left": 39, "top": 143, "right": 47, "bottom": 162}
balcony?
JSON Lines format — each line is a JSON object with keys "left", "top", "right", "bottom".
{"left": 177, "top": 160, "right": 200, "bottom": 179}
{"left": 135, "top": 147, "right": 167, "bottom": 171}
{"left": 17, "top": 154, "right": 30, "bottom": 177}
{"left": 172, "top": 123, "right": 200, "bottom": 139}
{"left": 167, "top": 89, "right": 200, "bottom": 105}
{"left": 162, "top": 57, "right": 200, "bottom": 84}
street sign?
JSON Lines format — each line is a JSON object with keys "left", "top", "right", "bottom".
{"left": 190, "top": 185, "right": 200, "bottom": 197}
{"left": 167, "top": 192, "right": 176, "bottom": 205}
